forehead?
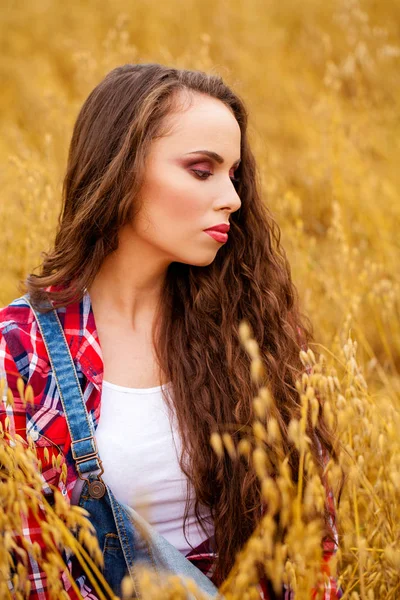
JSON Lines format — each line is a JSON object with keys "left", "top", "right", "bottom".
{"left": 153, "top": 91, "right": 241, "bottom": 156}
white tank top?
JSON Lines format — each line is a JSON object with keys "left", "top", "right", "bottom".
{"left": 85, "top": 379, "right": 214, "bottom": 555}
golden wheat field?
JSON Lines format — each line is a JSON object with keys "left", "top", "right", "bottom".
{"left": 1, "top": 0, "right": 400, "bottom": 598}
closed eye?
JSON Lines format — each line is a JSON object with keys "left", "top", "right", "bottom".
{"left": 191, "top": 169, "right": 212, "bottom": 180}
{"left": 191, "top": 169, "right": 241, "bottom": 186}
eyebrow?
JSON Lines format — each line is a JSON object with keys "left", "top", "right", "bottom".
{"left": 184, "top": 150, "right": 241, "bottom": 167}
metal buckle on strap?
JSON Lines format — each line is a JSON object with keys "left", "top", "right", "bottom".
{"left": 71, "top": 434, "right": 98, "bottom": 463}
{"left": 71, "top": 435, "right": 106, "bottom": 499}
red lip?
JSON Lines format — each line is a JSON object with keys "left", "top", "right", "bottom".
{"left": 204, "top": 223, "right": 230, "bottom": 233}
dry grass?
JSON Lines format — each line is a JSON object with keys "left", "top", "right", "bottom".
{"left": 1, "top": 0, "right": 399, "bottom": 598}
{"left": 3, "top": 322, "right": 399, "bottom": 598}
{"left": 0, "top": 381, "right": 111, "bottom": 599}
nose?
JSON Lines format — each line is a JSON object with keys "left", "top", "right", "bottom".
{"left": 216, "top": 187, "right": 242, "bottom": 215}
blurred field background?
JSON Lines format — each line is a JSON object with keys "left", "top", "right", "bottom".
{"left": 1, "top": 0, "right": 400, "bottom": 597}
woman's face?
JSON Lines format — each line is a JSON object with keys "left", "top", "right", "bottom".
{"left": 131, "top": 91, "right": 242, "bottom": 267}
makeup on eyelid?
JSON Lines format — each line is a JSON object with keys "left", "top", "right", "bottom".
{"left": 191, "top": 168, "right": 240, "bottom": 185}
{"left": 183, "top": 149, "right": 241, "bottom": 168}
{"left": 178, "top": 157, "right": 240, "bottom": 185}
{"left": 176, "top": 151, "right": 241, "bottom": 180}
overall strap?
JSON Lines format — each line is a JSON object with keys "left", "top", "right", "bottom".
{"left": 24, "top": 293, "right": 105, "bottom": 497}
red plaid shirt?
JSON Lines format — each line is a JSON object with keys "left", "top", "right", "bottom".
{"left": 0, "top": 287, "right": 341, "bottom": 599}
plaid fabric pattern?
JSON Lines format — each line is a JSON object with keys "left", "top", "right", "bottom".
{"left": 0, "top": 288, "right": 341, "bottom": 599}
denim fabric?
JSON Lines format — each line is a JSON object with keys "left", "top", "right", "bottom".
{"left": 26, "top": 294, "right": 220, "bottom": 599}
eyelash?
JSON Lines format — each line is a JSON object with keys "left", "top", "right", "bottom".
{"left": 191, "top": 169, "right": 241, "bottom": 186}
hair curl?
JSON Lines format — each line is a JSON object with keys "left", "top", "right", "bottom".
{"left": 26, "top": 63, "right": 336, "bottom": 586}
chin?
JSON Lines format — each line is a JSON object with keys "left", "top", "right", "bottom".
{"left": 193, "top": 255, "right": 218, "bottom": 267}
{"left": 178, "top": 253, "right": 218, "bottom": 268}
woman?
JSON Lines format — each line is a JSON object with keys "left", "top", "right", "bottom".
{"left": 0, "top": 63, "right": 339, "bottom": 599}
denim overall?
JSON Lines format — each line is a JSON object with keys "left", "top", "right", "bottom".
{"left": 25, "top": 294, "right": 220, "bottom": 600}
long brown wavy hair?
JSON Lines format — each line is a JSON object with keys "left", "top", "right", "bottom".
{"left": 25, "top": 63, "right": 335, "bottom": 586}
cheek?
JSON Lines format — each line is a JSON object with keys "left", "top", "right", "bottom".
{"left": 142, "top": 172, "right": 205, "bottom": 227}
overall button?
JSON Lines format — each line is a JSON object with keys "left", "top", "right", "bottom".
{"left": 89, "top": 479, "right": 106, "bottom": 499}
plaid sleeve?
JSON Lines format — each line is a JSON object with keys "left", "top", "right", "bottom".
{"left": 0, "top": 325, "right": 99, "bottom": 600}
